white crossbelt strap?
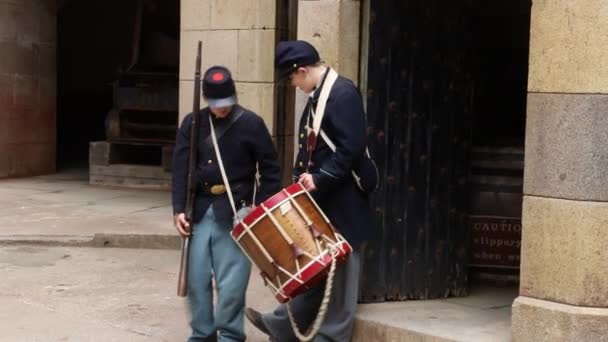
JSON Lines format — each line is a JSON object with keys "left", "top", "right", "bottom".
{"left": 209, "top": 115, "right": 238, "bottom": 220}
{"left": 310, "top": 68, "right": 371, "bottom": 157}
{"left": 311, "top": 68, "right": 338, "bottom": 138}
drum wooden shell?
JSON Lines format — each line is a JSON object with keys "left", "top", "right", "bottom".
{"left": 231, "top": 183, "right": 352, "bottom": 303}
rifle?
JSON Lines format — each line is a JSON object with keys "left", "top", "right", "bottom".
{"left": 177, "top": 41, "right": 202, "bottom": 297}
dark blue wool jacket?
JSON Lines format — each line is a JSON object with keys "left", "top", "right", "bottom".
{"left": 172, "top": 105, "right": 281, "bottom": 223}
{"left": 294, "top": 76, "right": 372, "bottom": 248}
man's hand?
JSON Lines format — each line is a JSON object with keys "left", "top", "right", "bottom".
{"left": 174, "top": 213, "right": 191, "bottom": 237}
{"left": 299, "top": 173, "right": 317, "bottom": 192}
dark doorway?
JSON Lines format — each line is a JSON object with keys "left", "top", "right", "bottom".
{"left": 467, "top": 1, "right": 530, "bottom": 285}
{"left": 57, "top": 0, "right": 180, "bottom": 170}
{"left": 359, "top": 0, "right": 530, "bottom": 302}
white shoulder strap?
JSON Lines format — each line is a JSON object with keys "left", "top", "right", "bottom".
{"left": 311, "top": 68, "right": 371, "bottom": 158}
{"left": 209, "top": 116, "right": 238, "bottom": 220}
{"left": 312, "top": 68, "right": 339, "bottom": 137}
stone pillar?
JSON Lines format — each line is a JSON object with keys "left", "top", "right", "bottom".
{"left": 294, "top": 0, "right": 361, "bottom": 145}
{"left": 297, "top": 0, "right": 360, "bottom": 83}
{"left": 178, "top": 0, "right": 277, "bottom": 132}
{"left": 0, "top": 0, "right": 56, "bottom": 177}
{"left": 512, "top": 1, "right": 608, "bottom": 341}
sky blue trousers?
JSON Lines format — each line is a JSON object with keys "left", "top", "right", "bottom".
{"left": 187, "top": 206, "right": 251, "bottom": 342}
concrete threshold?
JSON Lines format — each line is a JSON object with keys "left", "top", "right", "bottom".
{"left": 353, "top": 286, "right": 515, "bottom": 341}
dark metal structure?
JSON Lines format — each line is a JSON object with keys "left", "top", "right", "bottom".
{"left": 105, "top": 71, "right": 178, "bottom": 144}
{"left": 359, "top": 0, "right": 531, "bottom": 301}
{"left": 104, "top": 0, "right": 179, "bottom": 146}
{"left": 360, "top": 0, "right": 475, "bottom": 301}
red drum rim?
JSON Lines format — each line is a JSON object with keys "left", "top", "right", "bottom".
{"left": 274, "top": 240, "right": 352, "bottom": 303}
{"left": 231, "top": 183, "right": 305, "bottom": 239}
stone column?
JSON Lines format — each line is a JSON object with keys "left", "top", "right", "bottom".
{"left": 512, "top": 1, "right": 608, "bottom": 340}
{"left": 179, "top": 0, "right": 277, "bottom": 132}
{"left": 297, "top": 0, "right": 360, "bottom": 83}
{"left": 294, "top": 0, "right": 361, "bottom": 145}
{"left": 0, "top": 0, "right": 56, "bottom": 177}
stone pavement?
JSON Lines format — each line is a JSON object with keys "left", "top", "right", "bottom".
{"left": 0, "top": 245, "right": 276, "bottom": 342}
{"left": 0, "top": 170, "right": 178, "bottom": 249}
{"left": 0, "top": 171, "right": 514, "bottom": 341}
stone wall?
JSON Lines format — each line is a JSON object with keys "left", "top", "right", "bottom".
{"left": 0, "top": 0, "right": 56, "bottom": 177}
{"left": 178, "top": 0, "right": 277, "bottom": 132}
{"left": 512, "top": 0, "right": 608, "bottom": 340}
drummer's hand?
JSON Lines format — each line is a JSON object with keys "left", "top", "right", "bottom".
{"left": 174, "top": 213, "right": 191, "bottom": 237}
{"left": 299, "top": 173, "right": 317, "bottom": 192}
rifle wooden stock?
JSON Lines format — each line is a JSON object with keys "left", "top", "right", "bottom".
{"left": 177, "top": 236, "right": 190, "bottom": 296}
{"left": 177, "top": 41, "right": 202, "bottom": 297}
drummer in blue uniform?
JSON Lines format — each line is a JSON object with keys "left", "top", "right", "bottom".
{"left": 172, "top": 65, "right": 281, "bottom": 342}
{"left": 245, "top": 40, "right": 373, "bottom": 341}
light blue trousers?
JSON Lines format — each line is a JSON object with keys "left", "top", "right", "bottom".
{"left": 188, "top": 207, "right": 252, "bottom": 342}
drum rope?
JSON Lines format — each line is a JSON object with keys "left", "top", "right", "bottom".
{"left": 286, "top": 248, "right": 339, "bottom": 341}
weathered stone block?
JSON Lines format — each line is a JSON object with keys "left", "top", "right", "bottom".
{"left": 0, "top": 113, "right": 10, "bottom": 145}
{"left": 8, "top": 108, "right": 53, "bottom": 144}
{"left": 180, "top": 0, "right": 211, "bottom": 31}
{"left": 179, "top": 30, "right": 238, "bottom": 81}
{"left": 512, "top": 296, "right": 608, "bottom": 342}
{"left": 297, "top": 0, "right": 360, "bottom": 83}
{"left": 13, "top": 75, "right": 39, "bottom": 109}
{"left": 89, "top": 164, "right": 171, "bottom": 190}
{"left": 7, "top": 143, "right": 55, "bottom": 177}
{"left": 39, "top": 44, "right": 55, "bottom": 79}
{"left": 210, "top": 0, "right": 276, "bottom": 30}
{"left": 178, "top": 80, "right": 207, "bottom": 124}
{"left": 0, "top": 74, "right": 13, "bottom": 107}
{"left": 39, "top": 76, "right": 56, "bottom": 110}
{"left": 236, "top": 81, "right": 275, "bottom": 132}
{"left": 14, "top": 2, "right": 38, "bottom": 43}
{"left": 298, "top": 1, "right": 340, "bottom": 65}
{"left": 524, "top": 93, "right": 608, "bottom": 201}
{"left": 0, "top": 145, "right": 8, "bottom": 178}
{"left": 237, "top": 29, "right": 276, "bottom": 83}
{"left": 38, "top": 4, "right": 55, "bottom": 43}
{"left": 0, "top": 41, "right": 39, "bottom": 75}
{"left": 0, "top": 3, "right": 18, "bottom": 41}
{"left": 520, "top": 196, "right": 608, "bottom": 307}
{"left": 178, "top": 80, "right": 192, "bottom": 124}
{"left": 528, "top": 0, "right": 608, "bottom": 93}
{"left": 337, "top": 0, "right": 361, "bottom": 83}
{"left": 6, "top": 111, "right": 27, "bottom": 144}
{"left": 89, "top": 141, "right": 111, "bottom": 166}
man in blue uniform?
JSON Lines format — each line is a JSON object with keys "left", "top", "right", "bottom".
{"left": 245, "top": 40, "right": 372, "bottom": 341}
{"left": 172, "top": 65, "right": 281, "bottom": 342}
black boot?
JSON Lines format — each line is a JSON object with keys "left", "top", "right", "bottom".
{"left": 245, "top": 307, "right": 272, "bottom": 337}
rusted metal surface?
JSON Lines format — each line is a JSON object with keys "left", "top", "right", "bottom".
{"left": 105, "top": 72, "right": 178, "bottom": 143}
{"left": 103, "top": 0, "right": 179, "bottom": 145}
{"left": 360, "top": 0, "right": 474, "bottom": 302}
{"left": 113, "top": 72, "right": 178, "bottom": 111}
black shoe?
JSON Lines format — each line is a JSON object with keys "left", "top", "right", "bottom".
{"left": 245, "top": 307, "right": 271, "bottom": 337}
